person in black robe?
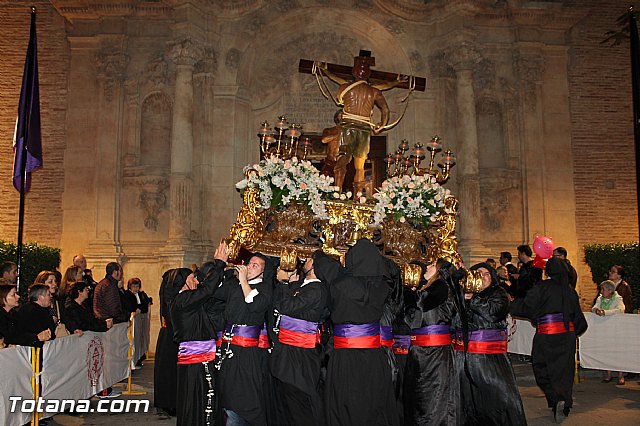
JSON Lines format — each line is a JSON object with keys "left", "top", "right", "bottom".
{"left": 510, "top": 257, "right": 587, "bottom": 422}
{"left": 454, "top": 262, "right": 527, "bottom": 426}
{"left": 269, "top": 250, "right": 329, "bottom": 426}
{"left": 215, "top": 252, "right": 273, "bottom": 426}
{"left": 380, "top": 256, "right": 404, "bottom": 425}
{"left": 403, "top": 259, "right": 459, "bottom": 426}
{"left": 324, "top": 239, "right": 398, "bottom": 426}
{"left": 170, "top": 242, "right": 229, "bottom": 426}
{"left": 154, "top": 268, "right": 178, "bottom": 417}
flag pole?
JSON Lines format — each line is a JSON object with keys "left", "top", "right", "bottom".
{"left": 15, "top": 6, "right": 37, "bottom": 294}
{"left": 630, "top": 6, "right": 640, "bottom": 247}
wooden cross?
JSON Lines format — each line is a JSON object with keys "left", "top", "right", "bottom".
{"left": 299, "top": 50, "right": 426, "bottom": 92}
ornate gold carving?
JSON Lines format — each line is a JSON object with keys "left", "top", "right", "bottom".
{"left": 461, "top": 269, "right": 483, "bottom": 293}
{"left": 279, "top": 247, "right": 298, "bottom": 272}
{"left": 227, "top": 171, "right": 265, "bottom": 259}
{"left": 402, "top": 263, "right": 422, "bottom": 289}
{"left": 226, "top": 193, "right": 462, "bottom": 268}
{"left": 426, "top": 196, "right": 463, "bottom": 265}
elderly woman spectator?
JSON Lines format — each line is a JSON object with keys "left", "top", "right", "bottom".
{"left": 592, "top": 279, "right": 626, "bottom": 384}
{"left": 0, "top": 283, "right": 51, "bottom": 347}
{"left": 15, "top": 284, "right": 57, "bottom": 342}
{"left": 59, "top": 265, "right": 84, "bottom": 304}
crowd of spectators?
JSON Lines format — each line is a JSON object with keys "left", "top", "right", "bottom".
{"left": 489, "top": 244, "right": 636, "bottom": 385}
{"left": 0, "top": 256, "right": 152, "bottom": 398}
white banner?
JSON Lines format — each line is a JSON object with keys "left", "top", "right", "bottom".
{"left": 0, "top": 345, "right": 34, "bottom": 426}
{"left": 507, "top": 317, "right": 536, "bottom": 356}
{"left": 579, "top": 312, "right": 640, "bottom": 373}
{"left": 132, "top": 311, "right": 150, "bottom": 368}
{"left": 40, "top": 323, "right": 130, "bottom": 417}
{"left": 507, "top": 313, "right": 640, "bottom": 373}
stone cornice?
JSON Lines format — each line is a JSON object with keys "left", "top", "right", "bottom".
{"left": 50, "top": 0, "right": 174, "bottom": 23}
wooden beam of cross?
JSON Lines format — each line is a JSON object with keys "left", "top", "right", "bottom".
{"left": 299, "top": 50, "right": 426, "bottom": 92}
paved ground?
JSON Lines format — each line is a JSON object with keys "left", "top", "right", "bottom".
{"left": 46, "top": 355, "right": 640, "bottom": 425}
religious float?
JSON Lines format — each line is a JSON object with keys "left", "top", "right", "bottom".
{"left": 224, "top": 51, "right": 479, "bottom": 289}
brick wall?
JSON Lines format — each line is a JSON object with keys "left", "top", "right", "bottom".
{"left": 566, "top": 0, "right": 639, "bottom": 306}
{"left": 0, "top": 2, "right": 68, "bottom": 248}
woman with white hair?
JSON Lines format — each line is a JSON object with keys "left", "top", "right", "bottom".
{"left": 592, "top": 279, "right": 625, "bottom": 384}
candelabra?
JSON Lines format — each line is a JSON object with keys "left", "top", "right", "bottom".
{"left": 384, "top": 136, "right": 456, "bottom": 184}
{"left": 257, "top": 116, "right": 307, "bottom": 160}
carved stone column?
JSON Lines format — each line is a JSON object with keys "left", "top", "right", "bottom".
{"left": 91, "top": 44, "right": 129, "bottom": 262}
{"left": 514, "top": 51, "right": 546, "bottom": 240}
{"left": 446, "top": 43, "right": 486, "bottom": 260}
{"left": 168, "top": 39, "right": 203, "bottom": 242}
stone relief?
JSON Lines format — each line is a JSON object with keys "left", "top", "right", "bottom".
{"left": 479, "top": 169, "right": 520, "bottom": 232}
{"left": 139, "top": 188, "right": 168, "bottom": 231}
{"left": 206, "top": 0, "right": 263, "bottom": 18}
{"left": 194, "top": 47, "right": 218, "bottom": 75}
{"left": 95, "top": 50, "right": 129, "bottom": 102}
{"left": 476, "top": 98, "right": 506, "bottom": 170}
{"left": 225, "top": 48, "right": 241, "bottom": 70}
{"left": 409, "top": 50, "right": 425, "bottom": 73}
{"left": 428, "top": 51, "right": 456, "bottom": 79}
{"left": 169, "top": 38, "right": 204, "bottom": 67}
{"left": 473, "top": 58, "right": 495, "bottom": 93}
{"left": 384, "top": 19, "right": 405, "bottom": 36}
{"left": 123, "top": 175, "right": 169, "bottom": 232}
{"left": 251, "top": 31, "right": 359, "bottom": 109}
{"left": 143, "top": 55, "right": 169, "bottom": 87}
{"left": 444, "top": 42, "right": 481, "bottom": 72}
{"left": 513, "top": 51, "right": 545, "bottom": 112}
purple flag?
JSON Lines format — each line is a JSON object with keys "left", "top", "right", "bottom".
{"left": 12, "top": 9, "right": 42, "bottom": 193}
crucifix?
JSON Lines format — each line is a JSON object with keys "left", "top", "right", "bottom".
{"left": 299, "top": 50, "right": 426, "bottom": 194}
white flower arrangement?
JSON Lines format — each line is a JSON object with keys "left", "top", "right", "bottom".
{"left": 372, "top": 174, "right": 451, "bottom": 227}
{"left": 235, "top": 156, "right": 335, "bottom": 219}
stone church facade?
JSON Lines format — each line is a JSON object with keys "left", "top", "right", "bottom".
{"left": 0, "top": 0, "right": 638, "bottom": 326}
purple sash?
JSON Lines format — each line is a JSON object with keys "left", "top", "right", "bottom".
{"left": 178, "top": 339, "right": 216, "bottom": 364}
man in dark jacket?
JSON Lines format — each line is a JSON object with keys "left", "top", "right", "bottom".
{"left": 93, "top": 262, "right": 129, "bottom": 324}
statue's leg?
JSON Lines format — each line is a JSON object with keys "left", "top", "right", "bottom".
{"left": 334, "top": 154, "right": 350, "bottom": 191}
{"left": 352, "top": 156, "right": 366, "bottom": 196}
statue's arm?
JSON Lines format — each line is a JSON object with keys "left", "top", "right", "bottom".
{"left": 373, "top": 91, "right": 390, "bottom": 133}
{"left": 372, "top": 74, "right": 408, "bottom": 91}
{"left": 320, "top": 63, "right": 350, "bottom": 85}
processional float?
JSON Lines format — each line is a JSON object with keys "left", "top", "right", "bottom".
{"left": 224, "top": 50, "right": 481, "bottom": 290}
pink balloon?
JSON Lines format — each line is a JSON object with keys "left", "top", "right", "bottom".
{"left": 533, "top": 235, "right": 554, "bottom": 259}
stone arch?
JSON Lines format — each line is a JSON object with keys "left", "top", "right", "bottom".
{"left": 139, "top": 92, "right": 172, "bottom": 168}
{"left": 476, "top": 97, "right": 506, "bottom": 170}
{"left": 235, "top": 7, "right": 414, "bottom": 134}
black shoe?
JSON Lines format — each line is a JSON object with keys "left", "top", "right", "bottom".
{"left": 554, "top": 401, "right": 566, "bottom": 423}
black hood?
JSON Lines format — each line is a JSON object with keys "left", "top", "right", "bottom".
{"left": 313, "top": 251, "right": 344, "bottom": 285}
{"left": 345, "top": 239, "right": 383, "bottom": 277}
{"left": 469, "top": 262, "right": 499, "bottom": 287}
